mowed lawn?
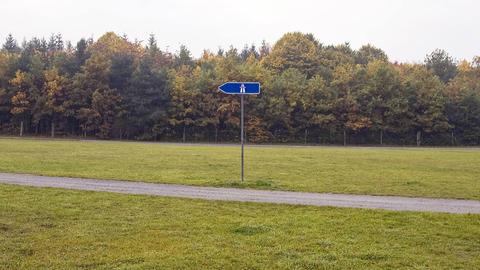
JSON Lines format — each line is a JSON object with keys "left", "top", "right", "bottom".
{"left": 0, "top": 137, "right": 480, "bottom": 199}
{"left": 0, "top": 184, "right": 479, "bottom": 269}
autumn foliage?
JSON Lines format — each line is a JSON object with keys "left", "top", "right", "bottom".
{"left": 0, "top": 32, "right": 479, "bottom": 145}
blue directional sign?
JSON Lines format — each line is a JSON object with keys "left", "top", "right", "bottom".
{"left": 218, "top": 82, "right": 260, "bottom": 95}
{"left": 218, "top": 81, "right": 260, "bottom": 182}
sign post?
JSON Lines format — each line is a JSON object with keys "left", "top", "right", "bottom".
{"left": 240, "top": 92, "right": 244, "bottom": 181}
{"left": 219, "top": 82, "right": 260, "bottom": 182}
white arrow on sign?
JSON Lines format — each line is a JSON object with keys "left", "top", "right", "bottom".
{"left": 240, "top": 84, "right": 246, "bottom": 93}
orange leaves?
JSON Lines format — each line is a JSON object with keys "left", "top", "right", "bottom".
{"left": 246, "top": 116, "right": 270, "bottom": 143}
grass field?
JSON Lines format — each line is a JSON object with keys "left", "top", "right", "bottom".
{"left": 1, "top": 137, "right": 480, "bottom": 199}
{"left": 1, "top": 184, "right": 479, "bottom": 269}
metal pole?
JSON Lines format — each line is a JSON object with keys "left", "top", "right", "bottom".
{"left": 240, "top": 93, "right": 244, "bottom": 182}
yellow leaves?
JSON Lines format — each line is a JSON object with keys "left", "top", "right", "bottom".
{"left": 46, "top": 80, "right": 59, "bottom": 98}
{"left": 246, "top": 116, "right": 271, "bottom": 143}
{"left": 446, "top": 60, "right": 480, "bottom": 100}
{"left": 0, "top": 52, "right": 9, "bottom": 78}
{"left": 9, "top": 71, "right": 36, "bottom": 114}
{"left": 366, "top": 60, "right": 389, "bottom": 75}
{"left": 172, "top": 73, "right": 188, "bottom": 95}
{"left": 239, "top": 55, "right": 270, "bottom": 83}
{"left": 192, "top": 66, "right": 202, "bottom": 79}
{"left": 263, "top": 32, "right": 319, "bottom": 76}
{"left": 11, "top": 92, "right": 28, "bottom": 105}
{"left": 331, "top": 64, "right": 356, "bottom": 89}
{"left": 346, "top": 115, "right": 372, "bottom": 131}
{"left": 245, "top": 54, "right": 258, "bottom": 66}
{"left": 83, "top": 54, "right": 110, "bottom": 83}
{"left": 89, "top": 32, "right": 143, "bottom": 58}
{"left": 9, "top": 71, "right": 28, "bottom": 89}
{"left": 44, "top": 69, "right": 61, "bottom": 96}
{"left": 198, "top": 50, "right": 216, "bottom": 65}
{"left": 457, "top": 60, "right": 472, "bottom": 74}
{"left": 44, "top": 68, "right": 59, "bottom": 82}
{"left": 10, "top": 91, "right": 30, "bottom": 115}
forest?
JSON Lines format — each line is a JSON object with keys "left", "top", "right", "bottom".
{"left": 0, "top": 32, "right": 479, "bottom": 145}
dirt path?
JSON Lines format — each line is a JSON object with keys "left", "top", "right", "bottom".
{"left": 1, "top": 172, "right": 479, "bottom": 214}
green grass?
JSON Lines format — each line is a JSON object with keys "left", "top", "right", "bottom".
{"left": 1, "top": 137, "right": 480, "bottom": 199}
{"left": 1, "top": 184, "right": 479, "bottom": 269}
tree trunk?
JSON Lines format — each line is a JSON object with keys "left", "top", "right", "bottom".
{"left": 380, "top": 130, "right": 383, "bottom": 145}
{"left": 416, "top": 131, "right": 421, "bottom": 146}
{"left": 182, "top": 125, "right": 186, "bottom": 143}
{"left": 343, "top": 129, "right": 347, "bottom": 146}
{"left": 451, "top": 130, "right": 454, "bottom": 146}
{"left": 20, "top": 121, "right": 24, "bottom": 137}
{"left": 304, "top": 128, "right": 308, "bottom": 145}
{"left": 215, "top": 126, "right": 218, "bottom": 143}
{"left": 51, "top": 121, "right": 55, "bottom": 138}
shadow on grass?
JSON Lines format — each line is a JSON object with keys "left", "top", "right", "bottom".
{"left": 232, "top": 225, "right": 271, "bottom": 236}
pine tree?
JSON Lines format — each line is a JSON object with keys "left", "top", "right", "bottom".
{"left": 2, "top": 34, "right": 20, "bottom": 53}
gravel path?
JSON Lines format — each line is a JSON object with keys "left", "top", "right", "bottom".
{"left": 1, "top": 172, "right": 479, "bottom": 214}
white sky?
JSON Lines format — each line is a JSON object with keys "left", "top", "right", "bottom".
{"left": 1, "top": 0, "right": 479, "bottom": 62}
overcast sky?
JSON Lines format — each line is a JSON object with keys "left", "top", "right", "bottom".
{"left": 1, "top": 0, "right": 478, "bottom": 62}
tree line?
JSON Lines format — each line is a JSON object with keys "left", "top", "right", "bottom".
{"left": 0, "top": 32, "right": 479, "bottom": 145}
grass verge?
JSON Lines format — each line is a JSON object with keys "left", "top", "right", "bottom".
{"left": 1, "top": 137, "right": 479, "bottom": 199}
{"left": 1, "top": 184, "right": 479, "bottom": 269}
